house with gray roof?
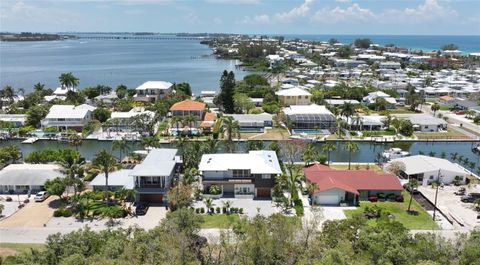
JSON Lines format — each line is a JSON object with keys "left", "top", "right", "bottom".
{"left": 406, "top": 115, "right": 447, "bottom": 132}
{"left": 225, "top": 113, "right": 273, "bottom": 132}
{"left": 0, "top": 164, "right": 62, "bottom": 194}
{"left": 41, "top": 104, "right": 95, "bottom": 131}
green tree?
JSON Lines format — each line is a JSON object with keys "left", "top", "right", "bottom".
{"left": 337, "top": 45, "right": 354, "bottom": 58}
{"left": 220, "top": 116, "right": 240, "bottom": 143}
{"left": 92, "top": 150, "right": 120, "bottom": 205}
{"left": 218, "top": 70, "right": 235, "bottom": 113}
{"left": 58, "top": 72, "right": 79, "bottom": 89}
{"left": 344, "top": 141, "right": 359, "bottom": 170}
{"left": 322, "top": 142, "right": 337, "bottom": 165}
{"left": 204, "top": 197, "right": 214, "bottom": 214}
{"left": 45, "top": 177, "right": 66, "bottom": 200}
{"left": 441, "top": 43, "right": 458, "bottom": 51}
{"left": 115, "top": 84, "right": 127, "bottom": 99}
{"left": 26, "top": 105, "right": 48, "bottom": 128}
{"left": 301, "top": 144, "right": 317, "bottom": 166}
{"left": 354, "top": 38, "right": 372, "bottom": 49}
{"left": 92, "top": 108, "right": 111, "bottom": 123}
{"left": 278, "top": 164, "right": 303, "bottom": 207}
{"left": 340, "top": 102, "right": 356, "bottom": 128}
{"left": 68, "top": 134, "right": 82, "bottom": 151}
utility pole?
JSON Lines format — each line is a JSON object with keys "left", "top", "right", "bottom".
{"left": 432, "top": 169, "right": 441, "bottom": 221}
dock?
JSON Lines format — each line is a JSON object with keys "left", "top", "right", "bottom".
{"left": 22, "top": 137, "right": 38, "bottom": 144}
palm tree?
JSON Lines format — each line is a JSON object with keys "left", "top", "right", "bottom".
{"left": 92, "top": 150, "right": 120, "bottom": 206}
{"left": 59, "top": 72, "right": 79, "bottom": 89}
{"left": 306, "top": 182, "right": 319, "bottom": 205}
{"left": 202, "top": 139, "right": 220, "bottom": 154}
{"left": 68, "top": 134, "right": 82, "bottom": 151}
{"left": 204, "top": 197, "right": 214, "bottom": 214}
{"left": 220, "top": 116, "right": 240, "bottom": 142}
{"left": 1, "top": 86, "right": 15, "bottom": 105}
{"left": 112, "top": 138, "right": 130, "bottom": 160}
{"left": 58, "top": 154, "right": 85, "bottom": 198}
{"left": 171, "top": 116, "right": 183, "bottom": 137}
{"left": 33, "top": 82, "right": 45, "bottom": 92}
{"left": 340, "top": 102, "right": 356, "bottom": 128}
{"left": 222, "top": 200, "right": 233, "bottom": 214}
{"left": 431, "top": 103, "right": 440, "bottom": 117}
{"left": 344, "top": 141, "right": 359, "bottom": 170}
{"left": 322, "top": 142, "right": 337, "bottom": 165}
{"left": 185, "top": 115, "right": 197, "bottom": 136}
{"left": 301, "top": 144, "right": 317, "bottom": 166}
{"left": 141, "top": 136, "right": 157, "bottom": 151}
{"left": 279, "top": 164, "right": 303, "bottom": 207}
{"left": 406, "top": 178, "right": 419, "bottom": 212}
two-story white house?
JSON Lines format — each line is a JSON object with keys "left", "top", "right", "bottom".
{"left": 134, "top": 81, "right": 173, "bottom": 103}
{"left": 198, "top": 150, "right": 282, "bottom": 198}
{"left": 41, "top": 104, "right": 95, "bottom": 131}
{"left": 275, "top": 87, "right": 312, "bottom": 106}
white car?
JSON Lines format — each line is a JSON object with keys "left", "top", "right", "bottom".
{"left": 34, "top": 191, "right": 50, "bottom": 202}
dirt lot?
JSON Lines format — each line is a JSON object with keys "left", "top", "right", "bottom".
{"left": 0, "top": 196, "right": 58, "bottom": 228}
{"left": 418, "top": 185, "right": 480, "bottom": 228}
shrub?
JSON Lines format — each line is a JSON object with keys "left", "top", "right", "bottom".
{"left": 53, "top": 209, "right": 63, "bottom": 217}
{"left": 231, "top": 207, "right": 237, "bottom": 214}
{"left": 200, "top": 208, "right": 205, "bottom": 214}
{"left": 23, "top": 199, "right": 30, "bottom": 203}
{"left": 216, "top": 207, "right": 221, "bottom": 214}
{"left": 222, "top": 207, "right": 227, "bottom": 214}
{"left": 293, "top": 198, "right": 304, "bottom": 216}
{"left": 5, "top": 196, "right": 12, "bottom": 202}
{"left": 239, "top": 208, "right": 244, "bottom": 214}
{"left": 54, "top": 207, "right": 73, "bottom": 217}
{"left": 190, "top": 207, "right": 195, "bottom": 212}
{"left": 210, "top": 207, "right": 214, "bottom": 214}
{"left": 195, "top": 208, "right": 200, "bottom": 214}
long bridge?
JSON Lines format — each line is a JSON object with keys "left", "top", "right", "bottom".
{"left": 74, "top": 35, "right": 204, "bottom": 40}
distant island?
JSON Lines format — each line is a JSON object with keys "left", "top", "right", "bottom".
{"left": 0, "top": 32, "right": 76, "bottom": 42}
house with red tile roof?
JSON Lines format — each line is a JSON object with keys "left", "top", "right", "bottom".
{"left": 169, "top": 100, "right": 215, "bottom": 135}
{"left": 304, "top": 163, "right": 403, "bottom": 205}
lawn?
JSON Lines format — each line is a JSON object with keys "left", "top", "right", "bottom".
{"left": 0, "top": 243, "right": 44, "bottom": 257}
{"left": 200, "top": 214, "right": 241, "bottom": 228}
{"left": 249, "top": 128, "right": 290, "bottom": 140}
{"left": 330, "top": 164, "right": 383, "bottom": 172}
{"left": 414, "top": 128, "right": 470, "bottom": 139}
{"left": 344, "top": 192, "right": 438, "bottom": 230}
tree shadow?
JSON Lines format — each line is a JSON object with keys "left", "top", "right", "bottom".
{"left": 48, "top": 198, "right": 62, "bottom": 209}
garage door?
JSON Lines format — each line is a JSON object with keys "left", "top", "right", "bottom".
{"left": 256, "top": 188, "right": 271, "bottom": 198}
{"left": 140, "top": 194, "right": 163, "bottom": 203}
{"left": 315, "top": 195, "right": 339, "bottom": 205}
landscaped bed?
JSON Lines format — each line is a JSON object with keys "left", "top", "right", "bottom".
{"left": 344, "top": 192, "right": 438, "bottom": 230}
{"left": 330, "top": 164, "right": 383, "bottom": 172}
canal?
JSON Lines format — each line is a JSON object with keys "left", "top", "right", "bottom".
{"left": 1, "top": 140, "right": 479, "bottom": 171}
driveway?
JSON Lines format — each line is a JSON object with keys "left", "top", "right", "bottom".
{"left": 0, "top": 196, "right": 57, "bottom": 228}
{"left": 418, "top": 185, "right": 480, "bottom": 228}
{"left": 192, "top": 198, "right": 281, "bottom": 218}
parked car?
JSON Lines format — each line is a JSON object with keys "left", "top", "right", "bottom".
{"left": 461, "top": 193, "right": 480, "bottom": 203}
{"left": 135, "top": 203, "right": 149, "bottom": 216}
{"left": 34, "top": 191, "right": 50, "bottom": 202}
{"left": 403, "top": 184, "right": 419, "bottom": 194}
{"left": 454, "top": 187, "right": 466, "bottom": 196}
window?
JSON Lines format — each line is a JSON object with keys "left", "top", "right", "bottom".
{"left": 429, "top": 175, "right": 434, "bottom": 180}
{"left": 232, "top": 169, "right": 250, "bottom": 178}
{"left": 261, "top": 174, "right": 271, "bottom": 179}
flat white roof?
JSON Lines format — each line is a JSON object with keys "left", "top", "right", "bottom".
{"left": 199, "top": 150, "right": 281, "bottom": 175}
{"left": 110, "top": 110, "right": 154, "bottom": 119}
{"left": 283, "top": 104, "right": 333, "bottom": 115}
{"left": 391, "top": 155, "right": 466, "bottom": 176}
{"left": 135, "top": 81, "right": 173, "bottom": 91}
{"left": 90, "top": 169, "right": 134, "bottom": 189}
{"left": 0, "top": 164, "right": 62, "bottom": 186}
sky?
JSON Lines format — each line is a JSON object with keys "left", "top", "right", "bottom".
{"left": 1, "top": 0, "right": 479, "bottom": 35}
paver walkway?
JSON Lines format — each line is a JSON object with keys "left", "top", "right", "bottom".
{"left": 0, "top": 197, "right": 57, "bottom": 228}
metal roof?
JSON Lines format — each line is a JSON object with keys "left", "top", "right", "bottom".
{"left": 0, "top": 164, "right": 62, "bottom": 186}
{"left": 90, "top": 169, "right": 134, "bottom": 189}
{"left": 130, "top": 148, "right": 178, "bottom": 177}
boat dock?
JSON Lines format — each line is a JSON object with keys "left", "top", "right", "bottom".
{"left": 22, "top": 137, "right": 38, "bottom": 144}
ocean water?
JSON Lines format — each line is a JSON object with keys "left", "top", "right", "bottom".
{"left": 0, "top": 38, "right": 248, "bottom": 95}
{"left": 283, "top": 35, "right": 480, "bottom": 53}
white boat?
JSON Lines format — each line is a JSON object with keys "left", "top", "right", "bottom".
{"left": 472, "top": 144, "right": 480, "bottom": 153}
{"left": 22, "top": 137, "right": 38, "bottom": 144}
{"left": 382, "top": 148, "right": 410, "bottom": 160}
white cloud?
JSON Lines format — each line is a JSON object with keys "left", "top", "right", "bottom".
{"left": 335, "top": 0, "right": 351, "bottom": 3}
{"left": 274, "top": 0, "right": 313, "bottom": 22}
{"left": 312, "top": 3, "right": 375, "bottom": 23}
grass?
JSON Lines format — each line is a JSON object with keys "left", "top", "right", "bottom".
{"left": 414, "top": 128, "right": 470, "bottom": 139}
{"left": 0, "top": 243, "right": 44, "bottom": 257}
{"left": 200, "top": 214, "right": 241, "bottom": 228}
{"left": 344, "top": 192, "right": 438, "bottom": 230}
{"left": 330, "top": 164, "right": 383, "bottom": 172}
{"left": 248, "top": 128, "right": 290, "bottom": 140}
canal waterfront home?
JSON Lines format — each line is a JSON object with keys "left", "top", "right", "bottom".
{"left": 0, "top": 114, "right": 27, "bottom": 127}
{"left": 304, "top": 163, "right": 403, "bottom": 205}
{"left": 132, "top": 148, "right": 181, "bottom": 203}
{"left": 134, "top": 81, "right": 173, "bottom": 103}
{"left": 106, "top": 107, "right": 155, "bottom": 133}
{"left": 0, "top": 164, "right": 62, "bottom": 194}
{"left": 405, "top": 115, "right": 448, "bottom": 132}
{"left": 198, "top": 150, "right": 282, "bottom": 198}
{"left": 362, "top": 91, "right": 397, "bottom": 109}
{"left": 282, "top": 104, "right": 336, "bottom": 134}
{"left": 169, "top": 100, "right": 212, "bottom": 135}
{"left": 224, "top": 113, "right": 273, "bottom": 132}
{"left": 275, "top": 86, "right": 312, "bottom": 106}
{"left": 388, "top": 155, "right": 467, "bottom": 186}
{"left": 41, "top": 104, "right": 95, "bottom": 131}
{"left": 90, "top": 169, "right": 134, "bottom": 191}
